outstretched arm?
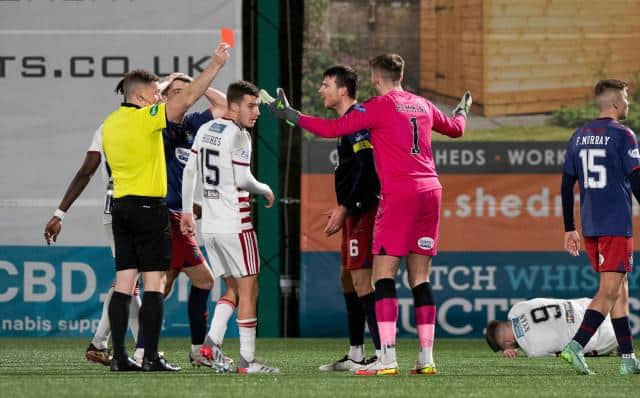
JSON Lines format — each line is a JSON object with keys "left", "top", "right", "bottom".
{"left": 44, "top": 151, "right": 101, "bottom": 244}
{"left": 165, "top": 43, "right": 230, "bottom": 123}
{"left": 261, "top": 88, "right": 378, "bottom": 138}
{"left": 298, "top": 108, "right": 377, "bottom": 138}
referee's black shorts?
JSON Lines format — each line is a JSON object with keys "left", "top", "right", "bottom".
{"left": 111, "top": 196, "right": 171, "bottom": 272}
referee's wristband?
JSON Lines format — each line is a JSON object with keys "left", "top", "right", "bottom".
{"left": 53, "top": 209, "right": 66, "bottom": 220}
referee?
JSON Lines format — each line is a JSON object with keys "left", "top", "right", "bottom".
{"left": 102, "top": 42, "right": 231, "bottom": 372}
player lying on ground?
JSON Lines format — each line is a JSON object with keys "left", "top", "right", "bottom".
{"left": 485, "top": 298, "right": 618, "bottom": 358}
{"left": 261, "top": 54, "right": 471, "bottom": 376}
{"left": 181, "top": 81, "right": 278, "bottom": 374}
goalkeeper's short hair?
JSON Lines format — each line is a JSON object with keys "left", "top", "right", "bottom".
{"left": 369, "top": 53, "right": 404, "bottom": 83}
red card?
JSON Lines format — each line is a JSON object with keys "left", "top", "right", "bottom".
{"left": 221, "top": 28, "right": 234, "bottom": 48}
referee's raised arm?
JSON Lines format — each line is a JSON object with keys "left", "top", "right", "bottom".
{"left": 165, "top": 42, "right": 231, "bottom": 123}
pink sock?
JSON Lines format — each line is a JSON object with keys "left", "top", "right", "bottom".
{"left": 415, "top": 305, "right": 436, "bottom": 349}
{"left": 375, "top": 297, "right": 398, "bottom": 347}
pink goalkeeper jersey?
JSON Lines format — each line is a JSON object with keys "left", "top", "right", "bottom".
{"left": 299, "top": 89, "right": 466, "bottom": 194}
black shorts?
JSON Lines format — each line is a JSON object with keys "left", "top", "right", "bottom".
{"left": 111, "top": 196, "right": 171, "bottom": 272}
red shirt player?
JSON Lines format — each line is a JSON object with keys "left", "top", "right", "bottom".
{"left": 262, "top": 54, "right": 472, "bottom": 375}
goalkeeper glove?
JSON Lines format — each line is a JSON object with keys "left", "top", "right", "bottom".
{"left": 260, "top": 88, "right": 300, "bottom": 126}
{"left": 452, "top": 91, "right": 472, "bottom": 118}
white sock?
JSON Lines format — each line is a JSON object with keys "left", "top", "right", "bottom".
{"left": 375, "top": 349, "right": 382, "bottom": 359}
{"left": 134, "top": 347, "right": 144, "bottom": 361}
{"left": 238, "top": 318, "right": 257, "bottom": 362}
{"left": 381, "top": 345, "right": 397, "bottom": 365}
{"left": 128, "top": 294, "right": 141, "bottom": 342}
{"left": 91, "top": 287, "right": 113, "bottom": 350}
{"left": 349, "top": 345, "right": 365, "bottom": 362}
{"left": 418, "top": 346, "right": 434, "bottom": 365}
{"left": 191, "top": 344, "right": 202, "bottom": 353}
{"left": 207, "top": 300, "right": 235, "bottom": 346}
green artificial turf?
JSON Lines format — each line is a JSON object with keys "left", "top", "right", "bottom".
{"left": 1, "top": 338, "right": 639, "bottom": 397}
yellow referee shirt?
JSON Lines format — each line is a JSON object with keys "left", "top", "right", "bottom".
{"left": 102, "top": 102, "right": 167, "bottom": 198}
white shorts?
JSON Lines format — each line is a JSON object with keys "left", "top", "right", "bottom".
{"left": 203, "top": 230, "right": 260, "bottom": 278}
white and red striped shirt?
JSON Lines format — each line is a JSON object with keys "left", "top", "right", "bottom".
{"left": 185, "top": 118, "right": 255, "bottom": 234}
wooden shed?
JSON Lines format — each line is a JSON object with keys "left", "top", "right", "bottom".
{"left": 420, "top": 0, "right": 640, "bottom": 116}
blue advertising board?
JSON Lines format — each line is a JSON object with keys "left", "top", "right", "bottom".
{"left": 299, "top": 252, "right": 640, "bottom": 338}
{"left": 0, "top": 246, "right": 236, "bottom": 337}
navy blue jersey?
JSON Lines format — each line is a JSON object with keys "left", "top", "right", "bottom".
{"left": 334, "top": 104, "right": 380, "bottom": 214}
{"left": 563, "top": 118, "right": 640, "bottom": 237}
{"left": 164, "top": 109, "right": 213, "bottom": 211}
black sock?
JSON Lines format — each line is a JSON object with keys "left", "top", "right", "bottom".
{"left": 108, "top": 291, "right": 131, "bottom": 361}
{"left": 141, "top": 291, "right": 164, "bottom": 360}
{"left": 412, "top": 282, "right": 435, "bottom": 306}
{"left": 612, "top": 316, "right": 634, "bottom": 355}
{"left": 374, "top": 278, "right": 397, "bottom": 301}
{"left": 188, "top": 286, "right": 210, "bottom": 345}
{"left": 573, "top": 309, "right": 605, "bottom": 348}
{"left": 344, "top": 291, "right": 365, "bottom": 347}
{"left": 360, "top": 292, "right": 381, "bottom": 350}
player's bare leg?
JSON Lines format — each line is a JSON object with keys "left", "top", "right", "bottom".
{"left": 355, "top": 255, "right": 400, "bottom": 376}
{"left": 407, "top": 254, "right": 437, "bottom": 375}
{"left": 163, "top": 268, "right": 180, "bottom": 297}
{"left": 561, "top": 272, "right": 625, "bottom": 375}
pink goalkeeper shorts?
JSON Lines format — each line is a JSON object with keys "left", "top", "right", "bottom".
{"left": 372, "top": 188, "right": 442, "bottom": 257}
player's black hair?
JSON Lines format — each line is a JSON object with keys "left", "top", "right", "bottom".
{"left": 369, "top": 53, "right": 404, "bottom": 83}
{"left": 161, "top": 76, "right": 191, "bottom": 97}
{"left": 485, "top": 320, "right": 502, "bottom": 352}
{"left": 114, "top": 69, "right": 159, "bottom": 98}
{"left": 227, "top": 80, "right": 259, "bottom": 106}
{"left": 323, "top": 65, "right": 358, "bottom": 99}
{"left": 594, "top": 79, "right": 628, "bottom": 96}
